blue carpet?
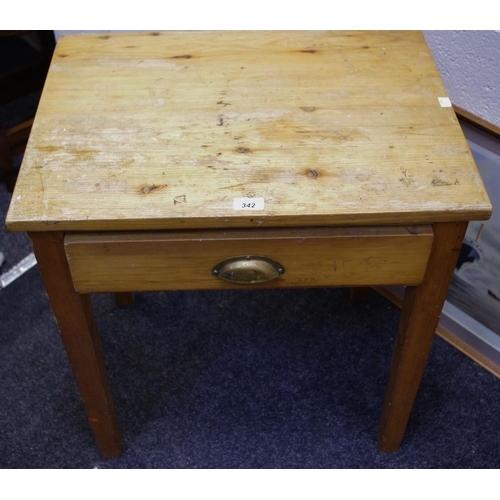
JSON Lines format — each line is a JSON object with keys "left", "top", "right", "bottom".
{"left": 0, "top": 258, "right": 498, "bottom": 468}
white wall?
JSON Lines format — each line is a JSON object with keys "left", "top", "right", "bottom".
{"left": 54, "top": 30, "right": 500, "bottom": 127}
{"left": 423, "top": 30, "right": 500, "bottom": 127}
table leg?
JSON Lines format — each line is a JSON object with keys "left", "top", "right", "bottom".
{"left": 29, "top": 231, "right": 122, "bottom": 458}
{"left": 115, "top": 292, "right": 135, "bottom": 307}
{"left": 377, "top": 221, "right": 468, "bottom": 452}
{"left": 350, "top": 287, "right": 371, "bottom": 302}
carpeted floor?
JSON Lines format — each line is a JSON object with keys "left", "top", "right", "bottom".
{"left": 1, "top": 178, "right": 499, "bottom": 468}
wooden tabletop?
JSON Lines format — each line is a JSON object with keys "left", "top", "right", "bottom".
{"left": 6, "top": 31, "right": 491, "bottom": 232}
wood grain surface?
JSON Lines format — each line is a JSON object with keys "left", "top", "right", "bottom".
{"left": 7, "top": 31, "right": 491, "bottom": 232}
{"left": 64, "top": 226, "right": 433, "bottom": 292}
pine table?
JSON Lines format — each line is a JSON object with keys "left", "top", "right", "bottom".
{"left": 6, "top": 31, "right": 491, "bottom": 457}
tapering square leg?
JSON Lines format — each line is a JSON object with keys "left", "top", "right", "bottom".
{"left": 30, "top": 232, "right": 122, "bottom": 458}
{"left": 378, "top": 221, "right": 468, "bottom": 451}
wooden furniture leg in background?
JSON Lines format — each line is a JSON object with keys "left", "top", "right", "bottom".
{"left": 29, "top": 232, "right": 122, "bottom": 458}
{"left": 115, "top": 292, "right": 135, "bottom": 307}
{"left": 350, "top": 287, "right": 371, "bottom": 302}
{"left": 377, "top": 221, "right": 468, "bottom": 452}
{"left": 1, "top": 120, "right": 34, "bottom": 192}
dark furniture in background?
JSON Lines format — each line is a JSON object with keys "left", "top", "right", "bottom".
{"left": 0, "top": 30, "right": 55, "bottom": 192}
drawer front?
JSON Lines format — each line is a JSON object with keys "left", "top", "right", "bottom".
{"left": 64, "top": 226, "right": 433, "bottom": 293}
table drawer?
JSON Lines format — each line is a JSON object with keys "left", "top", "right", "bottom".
{"left": 64, "top": 226, "right": 433, "bottom": 293}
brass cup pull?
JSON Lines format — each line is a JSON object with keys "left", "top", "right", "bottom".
{"left": 212, "top": 255, "right": 285, "bottom": 284}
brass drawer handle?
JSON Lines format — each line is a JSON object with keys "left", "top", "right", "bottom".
{"left": 212, "top": 255, "right": 285, "bottom": 284}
